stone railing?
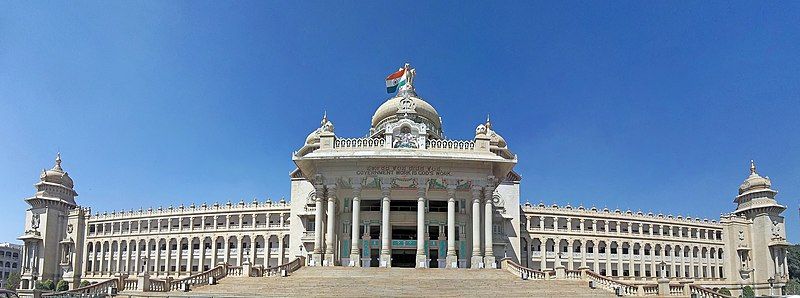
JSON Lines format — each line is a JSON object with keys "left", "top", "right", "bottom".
{"left": 669, "top": 284, "right": 684, "bottom": 296}
{"left": 148, "top": 278, "right": 167, "bottom": 292}
{"left": 43, "top": 278, "right": 118, "bottom": 297}
{"left": 169, "top": 264, "right": 228, "bottom": 291}
{"left": 640, "top": 284, "right": 659, "bottom": 296}
{"left": 689, "top": 284, "right": 731, "bottom": 298}
{"left": 565, "top": 269, "right": 582, "bottom": 279}
{"left": 334, "top": 137, "right": 385, "bottom": 149}
{"left": 262, "top": 256, "right": 306, "bottom": 277}
{"left": 123, "top": 279, "right": 138, "bottom": 291}
{"left": 585, "top": 270, "right": 638, "bottom": 296}
{"left": 227, "top": 266, "right": 244, "bottom": 277}
{"left": 427, "top": 139, "right": 475, "bottom": 151}
{"left": 501, "top": 258, "right": 548, "bottom": 280}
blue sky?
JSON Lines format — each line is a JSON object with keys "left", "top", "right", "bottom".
{"left": 1, "top": 2, "right": 799, "bottom": 244}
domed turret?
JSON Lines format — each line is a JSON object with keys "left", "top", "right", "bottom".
{"left": 738, "top": 160, "right": 772, "bottom": 195}
{"left": 28, "top": 152, "right": 78, "bottom": 207}
{"left": 40, "top": 152, "right": 74, "bottom": 189}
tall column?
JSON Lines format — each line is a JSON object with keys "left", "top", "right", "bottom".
{"left": 312, "top": 186, "right": 324, "bottom": 266}
{"left": 237, "top": 237, "right": 244, "bottom": 266}
{"left": 188, "top": 239, "right": 194, "bottom": 274}
{"left": 324, "top": 186, "right": 337, "bottom": 266}
{"left": 580, "top": 240, "right": 588, "bottom": 269}
{"left": 211, "top": 238, "right": 219, "bottom": 266}
{"left": 380, "top": 185, "right": 392, "bottom": 267}
{"left": 416, "top": 183, "right": 427, "bottom": 268}
{"left": 349, "top": 185, "right": 362, "bottom": 267}
{"left": 154, "top": 241, "right": 161, "bottom": 276}
{"left": 470, "top": 187, "right": 483, "bottom": 268}
{"left": 539, "top": 217, "right": 545, "bottom": 231}
{"left": 483, "top": 187, "right": 496, "bottom": 268}
{"left": 165, "top": 240, "right": 173, "bottom": 276}
{"left": 278, "top": 235, "right": 286, "bottom": 265}
{"left": 199, "top": 238, "right": 206, "bottom": 271}
{"left": 445, "top": 186, "right": 458, "bottom": 268}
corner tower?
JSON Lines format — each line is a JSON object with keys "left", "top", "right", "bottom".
{"left": 18, "top": 154, "right": 87, "bottom": 290}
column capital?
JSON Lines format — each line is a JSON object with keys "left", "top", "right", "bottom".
{"left": 380, "top": 182, "right": 391, "bottom": 197}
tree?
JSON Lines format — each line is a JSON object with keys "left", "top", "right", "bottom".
{"left": 742, "top": 285, "right": 755, "bottom": 298}
{"left": 785, "top": 279, "right": 800, "bottom": 295}
{"left": 36, "top": 279, "right": 54, "bottom": 291}
{"left": 788, "top": 245, "right": 800, "bottom": 280}
{"left": 56, "top": 280, "right": 69, "bottom": 292}
{"left": 716, "top": 287, "right": 731, "bottom": 296}
{"left": 4, "top": 272, "right": 20, "bottom": 291}
{"left": 79, "top": 280, "right": 90, "bottom": 288}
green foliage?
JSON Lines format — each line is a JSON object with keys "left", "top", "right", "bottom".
{"left": 789, "top": 244, "right": 800, "bottom": 280}
{"left": 742, "top": 285, "right": 754, "bottom": 298}
{"left": 79, "top": 280, "right": 90, "bottom": 287}
{"left": 716, "top": 287, "right": 731, "bottom": 296}
{"left": 56, "top": 280, "right": 69, "bottom": 292}
{"left": 35, "top": 279, "right": 54, "bottom": 291}
{"left": 4, "top": 272, "right": 20, "bottom": 290}
{"left": 786, "top": 279, "right": 800, "bottom": 295}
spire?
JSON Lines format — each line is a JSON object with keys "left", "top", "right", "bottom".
{"left": 750, "top": 159, "right": 757, "bottom": 175}
{"left": 485, "top": 114, "right": 492, "bottom": 129}
{"left": 53, "top": 152, "right": 63, "bottom": 172}
{"left": 321, "top": 111, "right": 328, "bottom": 127}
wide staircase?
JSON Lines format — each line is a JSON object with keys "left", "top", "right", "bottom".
{"left": 189, "top": 266, "right": 615, "bottom": 297}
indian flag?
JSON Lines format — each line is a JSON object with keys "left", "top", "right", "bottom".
{"left": 385, "top": 68, "right": 406, "bottom": 93}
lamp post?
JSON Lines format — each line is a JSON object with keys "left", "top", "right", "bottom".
{"left": 768, "top": 277, "right": 775, "bottom": 296}
{"left": 659, "top": 261, "right": 666, "bottom": 278}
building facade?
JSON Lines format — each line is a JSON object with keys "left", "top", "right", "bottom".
{"left": 16, "top": 66, "right": 790, "bottom": 296}
{"left": 0, "top": 243, "right": 22, "bottom": 289}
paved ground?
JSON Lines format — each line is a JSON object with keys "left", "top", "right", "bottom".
{"left": 118, "top": 266, "right": 617, "bottom": 297}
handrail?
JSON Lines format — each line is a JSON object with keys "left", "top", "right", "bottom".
{"left": 689, "top": 284, "right": 732, "bottom": 298}
{"left": 43, "top": 278, "right": 118, "bottom": 297}
{"left": 585, "top": 270, "right": 638, "bottom": 296}
{"left": 501, "top": 258, "right": 548, "bottom": 280}
{"left": 263, "top": 256, "right": 305, "bottom": 277}
{"left": 169, "top": 264, "right": 228, "bottom": 291}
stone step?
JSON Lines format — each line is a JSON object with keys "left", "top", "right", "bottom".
{"left": 177, "top": 267, "right": 618, "bottom": 297}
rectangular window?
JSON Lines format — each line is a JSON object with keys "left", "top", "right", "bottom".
{"left": 360, "top": 200, "right": 382, "bottom": 212}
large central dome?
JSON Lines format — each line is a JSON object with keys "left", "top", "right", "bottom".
{"left": 370, "top": 94, "right": 443, "bottom": 133}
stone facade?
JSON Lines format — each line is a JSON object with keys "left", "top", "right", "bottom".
{"left": 0, "top": 243, "right": 22, "bottom": 289}
{"left": 15, "top": 68, "right": 790, "bottom": 296}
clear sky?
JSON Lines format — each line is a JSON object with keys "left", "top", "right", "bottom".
{"left": 1, "top": 2, "right": 799, "bottom": 244}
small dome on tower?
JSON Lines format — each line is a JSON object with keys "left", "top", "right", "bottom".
{"left": 738, "top": 160, "right": 771, "bottom": 195}
{"left": 40, "top": 152, "right": 74, "bottom": 189}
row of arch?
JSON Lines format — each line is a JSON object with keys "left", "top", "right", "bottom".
{"left": 85, "top": 234, "right": 289, "bottom": 277}
{"left": 521, "top": 237, "right": 725, "bottom": 280}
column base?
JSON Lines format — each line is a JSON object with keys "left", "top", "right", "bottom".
{"left": 311, "top": 253, "right": 323, "bottom": 266}
{"left": 415, "top": 255, "right": 428, "bottom": 268}
{"left": 446, "top": 255, "right": 459, "bottom": 268}
{"left": 484, "top": 256, "right": 496, "bottom": 269}
{"left": 380, "top": 254, "right": 392, "bottom": 267}
{"left": 348, "top": 254, "right": 361, "bottom": 267}
{"left": 323, "top": 253, "right": 335, "bottom": 266}
{"left": 471, "top": 256, "right": 485, "bottom": 269}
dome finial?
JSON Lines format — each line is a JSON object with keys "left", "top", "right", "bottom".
{"left": 53, "top": 152, "right": 63, "bottom": 171}
{"left": 321, "top": 110, "right": 328, "bottom": 126}
{"left": 750, "top": 159, "right": 756, "bottom": 175}
{"left": 486, "top": 114, "right": 492, "bottom": 129}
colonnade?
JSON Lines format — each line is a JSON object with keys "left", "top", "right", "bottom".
{"left": 312, "top": 182, "right": 498, "bottom": 268}
{"left": 522, "top": 237, "right": 725, "bottom": 280}
{"left": 84, "top": 234, "right": 289, "bottom": 277}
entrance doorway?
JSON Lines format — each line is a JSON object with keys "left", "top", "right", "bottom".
{"left": 392, "top": 249, "right": 415, "bottom": 268}
{"left": 370, "top": 249, "right": 379, "bottom": 267}
{"left": 429, "top": 249, "right": 439, "bottom": 268}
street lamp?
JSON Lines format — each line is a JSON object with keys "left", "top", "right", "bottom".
{"left": 768, "top": 277, "right": 775, "bottom": 296}
{"left": 658, "top": 261, "right": 667, "bottom": 278}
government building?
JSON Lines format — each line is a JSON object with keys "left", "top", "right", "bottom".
{"left": 15, "top": 65, "right": 790, "bottom": 297}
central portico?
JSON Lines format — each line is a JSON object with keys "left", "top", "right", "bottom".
{"left": 289, "top": 64, "right": 520, "bottom": 268}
